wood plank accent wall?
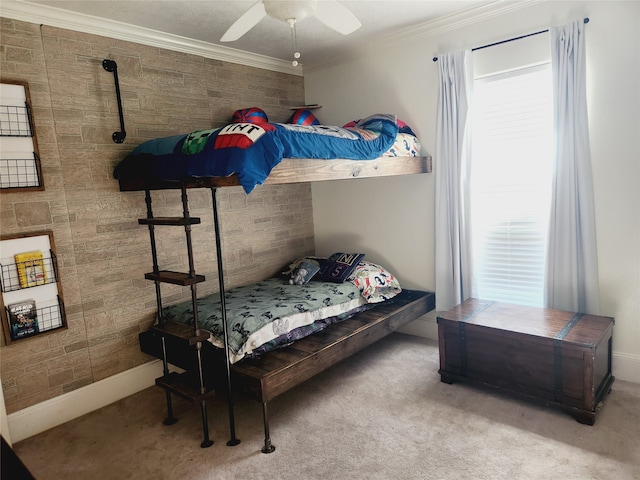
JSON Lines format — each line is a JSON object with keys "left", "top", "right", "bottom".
{"left": 0, "top": 18, "right": 311, "bottom": 414}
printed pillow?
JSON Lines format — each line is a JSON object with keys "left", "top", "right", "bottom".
{"left": 318, "top": 252, "right": 365, "bottom": 283}
{"left": 289, "top": 261, "right": 321, "bottom": 285}
{"left": 343, "top": 117, "right": 416, "bottom": 136}
{"left": 232, "top": 107, "right": 269, "bottom": 124}
{"left": 287, "top": 108, "right": 320, "bottom": 126}
{"left": 347, "top": 260, "right": 402, "bottom": 303}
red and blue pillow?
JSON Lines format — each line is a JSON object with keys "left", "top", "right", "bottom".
{"left": 232, "top": 107, "right": 269, "bottom": 124}
{"left": 287, "top": 108, "right": 320, "bottom": 126}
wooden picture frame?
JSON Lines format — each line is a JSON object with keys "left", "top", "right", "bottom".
{"left": 0, "top": 231, "right": 66, "bottom": 344}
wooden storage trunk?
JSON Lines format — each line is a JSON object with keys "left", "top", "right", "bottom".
{"left": 437, "top": 299, "right": 615, "bottom": 425}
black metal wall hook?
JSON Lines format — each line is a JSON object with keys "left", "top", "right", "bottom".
{"left": 102, "top": 59, "right": 127, "bottom": 143}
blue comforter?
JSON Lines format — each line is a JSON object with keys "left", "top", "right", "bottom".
{"left": 113, "top": 114, "right": 399, "bottom": 193}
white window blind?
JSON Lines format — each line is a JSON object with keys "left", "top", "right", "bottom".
{"left": 470, "top": 64, "right": 553, "bottom": 307}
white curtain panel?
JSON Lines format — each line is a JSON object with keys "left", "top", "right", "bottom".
{"left": 545, "top": 20, "right": 600, "bottom": 313}
{"left": 434, "top": 51, "right": 473, "bottom": 311}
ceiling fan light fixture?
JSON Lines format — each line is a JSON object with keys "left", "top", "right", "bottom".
{"left": 220, "top": 0, "right": 361, "bottom": 57}
{"left": 264, "top": 0, "right": 318, "bottom": 23}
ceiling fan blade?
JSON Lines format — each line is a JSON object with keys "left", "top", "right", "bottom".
{"left": 220, "top": 1, "right": 267, "bottom": 42}
{"left": 314, "top": 0, "right": 361, "bottom": 35}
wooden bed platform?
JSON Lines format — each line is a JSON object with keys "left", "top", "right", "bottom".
{"left": 117, "top": 155, "right": 432, "bottom": 191}
{"left": 233, "top": 289, "right": 435, "bottom": 403}
{"left": 140, "top": 289, "right": 435, "bottom": 452}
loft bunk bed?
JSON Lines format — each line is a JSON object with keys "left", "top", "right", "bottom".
{"left": 114, "top": 113, "right": 436, "bottom": 453}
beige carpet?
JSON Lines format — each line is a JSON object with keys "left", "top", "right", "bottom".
{"left": 11, "top": 334, "right": 640, "bottom": 480}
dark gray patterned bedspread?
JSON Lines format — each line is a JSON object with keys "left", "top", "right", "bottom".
{"left": 162, "top": 278, "right": 365, "bottom": 363}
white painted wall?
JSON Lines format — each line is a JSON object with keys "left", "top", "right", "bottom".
{"left": 306, "top": 1, "right": 640, "bottom": 382}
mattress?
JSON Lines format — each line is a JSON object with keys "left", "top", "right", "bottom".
{"left": 162, "top": 278, "right": 368, "bottom": 363}
{"left": 113, "top": 114, "right": 420, "bottom": 193}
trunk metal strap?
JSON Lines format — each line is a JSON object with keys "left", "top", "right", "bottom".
{"left": 458, "top": 301, "right": 495, "bottom": 376}
{"left": 553, "top": 312, "right": 584, "bottom": 402}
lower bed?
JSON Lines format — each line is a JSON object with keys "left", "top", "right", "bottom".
{"left": 139, "top": 287, "right": 435, "bottom": 452}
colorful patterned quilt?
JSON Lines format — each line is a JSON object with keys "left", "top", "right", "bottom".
{"left": 113, "top": 114, "right": 401, "bottom": 193}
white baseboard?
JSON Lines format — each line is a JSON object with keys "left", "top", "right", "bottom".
{"left": 7, "top": 360, "right": 164, "bottom": 443}
{"left": 612, "top": 351, "right": 640, "bottom": 384}
{"left": 6, "top": 330, "right": 639, "bottom": 444}
{"left": 398, "top": 312, "right": 439, "bottom": 340}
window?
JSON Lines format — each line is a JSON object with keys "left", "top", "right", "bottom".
{"left": 470, "top": 63, "right": 553, "bottom": 307}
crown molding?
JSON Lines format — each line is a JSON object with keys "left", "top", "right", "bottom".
{"left": 0, "top": 0, "right": 303, "bottom": 76}
{"left": 304, "top": 0, "right": 544, "bottom": 72}
{"left": 1, "top": 0, "right": 544, "bottom": 76}
{"left": 407, "top": 0, "right": 545, "bottom": 37}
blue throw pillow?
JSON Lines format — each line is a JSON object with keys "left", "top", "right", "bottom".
{"left": 318, "top": 252, "right": 365, "bottom": 283}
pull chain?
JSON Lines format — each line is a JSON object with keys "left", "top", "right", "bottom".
{"left": 288, "top": 18, "right": 301, "bottom": 67}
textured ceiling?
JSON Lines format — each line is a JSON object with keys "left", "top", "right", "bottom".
{"left": 18, "top": 0, "right": 497, "bottom": 66}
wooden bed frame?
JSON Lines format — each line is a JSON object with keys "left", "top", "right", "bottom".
{"left": 139, "top": 289, "right": 435, "bottom": 452}
{"left": 121, "top": 154, "right": 434, "bottom": 453}
{"left": 117, "top": 155, "right": 432, "bottom": 191}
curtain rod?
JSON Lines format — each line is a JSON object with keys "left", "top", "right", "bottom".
{"left": 432, "top": 17, "right": 589, "bottom": 62}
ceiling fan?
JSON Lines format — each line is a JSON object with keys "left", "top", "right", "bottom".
{"left": 220, "top": 0, "right": 362, "bottom": 42}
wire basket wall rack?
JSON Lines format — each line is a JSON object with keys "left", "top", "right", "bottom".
{"left": 0, "top": 103, "right": 33, "bottom": 137}
{"left": 0, "top": 90, "right": 43, "bottom": 190}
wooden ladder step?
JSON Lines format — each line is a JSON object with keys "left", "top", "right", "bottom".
{"left": 144, "top": 270, "right": 205, "bottom": 285}
{"left": 138, "top": 217, "right": 201, "bottom": 226}
{"left": 155, "top": 372, "right": 215, "bottom": 403}
{"left": 151, "top": 323, "right": 210, "bottom": 345}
